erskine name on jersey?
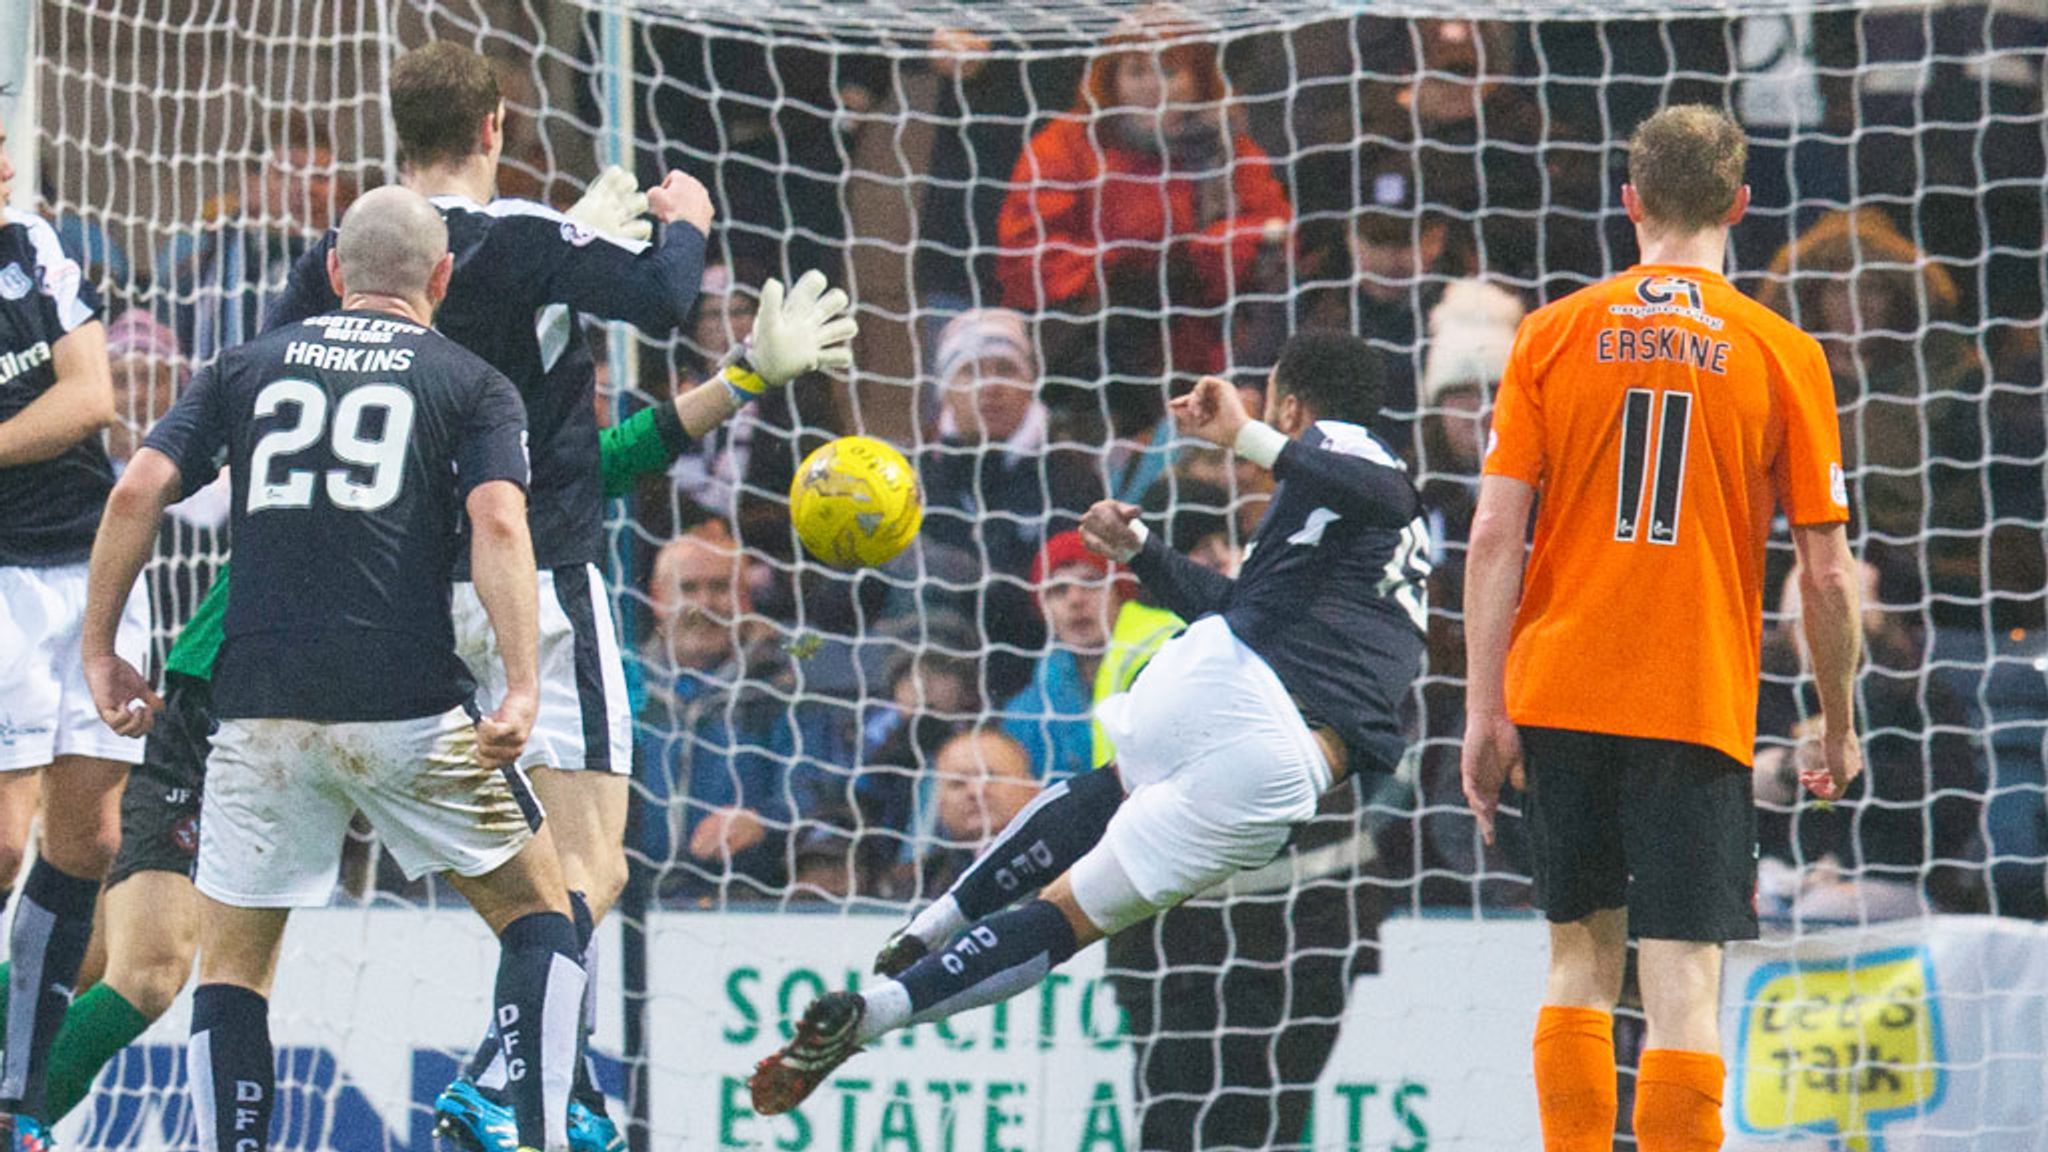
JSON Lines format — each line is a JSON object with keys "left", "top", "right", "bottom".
{"left": 0, "top": 207, "right": 109, "bottom": 567}
{"left": 266, "top": 195, "right": 705, "bottom": 573}
{"left": 1129, "top": 421, "right": 1430, "bottom": 774}
{"left": 142, "top": 309, "right": 529, "bottom": 723}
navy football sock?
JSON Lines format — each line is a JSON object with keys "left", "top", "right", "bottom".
{"left": 864, "top": 900, "right": 1080, "bottom": 1042}
{"left": 2, "top": 860, "right": 100, "bottom": 1118}
{"left": 189, "top": 984, "right": 274, "bottom": 1152}
{"left": 566, "top": 891, "right": 606, "bottom": 1111}
{"left": 495, "top": 911, "right": 584, "bottom": 1151}
{"left": 908, "top": 766, "right": 1123, "bottom": 946}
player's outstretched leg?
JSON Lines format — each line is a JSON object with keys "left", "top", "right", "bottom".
{"left": 755, "top": 849, "right": 1160, "bottom": 1116}
{"left": 874, "top": 766, "right": 1124, "bottom": 976}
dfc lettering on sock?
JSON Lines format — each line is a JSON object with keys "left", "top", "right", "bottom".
{"left": 233, "top": 1079, "right": 266, "bottom": 1152}
{"left": 497, "top": 1004, "right": 527, "bottom": 1082}
{"left": 940, "top": 925, "right": 1000, "bottom": 975}
{"left": 993, "top": 842, "right": 1055, "bottom": 893}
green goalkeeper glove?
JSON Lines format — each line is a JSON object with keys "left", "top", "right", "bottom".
{"left": 565, "top": 165, "right": 652, "bottom": 243}
{"left": 724, "top": 269, "right": 858, "bottom": 399}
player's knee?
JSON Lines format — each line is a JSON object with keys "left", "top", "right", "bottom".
{"left": 0, "top": 840, "right": 26, "bottom": 891}
{"left": 41, "top": 825, "right": 121, "bottom": 879}
{"left": 117, "top": 952, "right": 196, "bottom": 1020}
{"left": 586, "top": 845, "right": 629, "bottom": 914}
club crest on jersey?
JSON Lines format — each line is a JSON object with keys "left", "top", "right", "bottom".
{"left": 0, "top": 263, "right": 31, "bottom": 300}
{"left": 559, "top": 219, "right": 598, "bottom": 247}
{"left": 1609, "top": 275, "right": 1723, "bottom": 331}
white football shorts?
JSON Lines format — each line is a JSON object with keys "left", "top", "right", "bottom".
{"left": 1088, "top": 614, "right": 1334, "bottom": 908}
{"left": 451, "top": 563, "right": 632, "bottom": 776}
{"left": 0, "top": 562, "right": 150, "bottom": 770}
{"left": 198, "top": 705, "right": 543, "bottom": 908}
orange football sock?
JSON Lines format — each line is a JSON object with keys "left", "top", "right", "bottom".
{"left": 1633, "top": 1048, "right": 1726, "bottom": 1152}
{"left": 1533, "top": 1006, "right": 1617, "bottom": 1152}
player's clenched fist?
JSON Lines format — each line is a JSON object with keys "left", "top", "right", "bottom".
{"left": 646, "top": 169, "right": 715, "bottom": 234}
{"left": 1080, "top": 499, "right": 1145, "bottom": 563}
{"left": 83, "top": 652, "right": 162, "bottom": 738}
{"left": 1170, "top": 375, "right": 1251, "bottom": 448}
{"left": 475, "top": 687, "right": 537, "bottom": 769}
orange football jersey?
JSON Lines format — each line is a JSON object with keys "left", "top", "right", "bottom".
{"left": 1484, "top": 263, "right": 1848, "bottom": 765}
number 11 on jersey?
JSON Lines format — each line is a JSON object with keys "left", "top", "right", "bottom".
{"left": 1613, "top": 387, "right": 1693, "bottom": 546}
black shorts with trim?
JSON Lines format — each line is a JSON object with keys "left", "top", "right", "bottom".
{"left": 1520, "top": 726, "right": 1758, "bottom": 943}
{"left": 106, "top": 673, "right": 213, "bottom": 889}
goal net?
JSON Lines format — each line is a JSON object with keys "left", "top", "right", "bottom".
{"left": 25, "top": 0, "right": 2048, "bottom": 1148}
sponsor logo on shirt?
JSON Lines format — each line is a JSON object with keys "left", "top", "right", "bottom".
{"left": 1830, "top": 461, "right": 1848, "bottom": 508}
{"left": 0, "top": 340, "right": 53, "bottom": 387}
{"left": 559, "top": 219, "right": 598, "bottom": 247}
{"left": 0, "top": 263, "right": 32, "bottom": 300}
{"left": 1608, "top": 275, "right": 1725, "bottom": 331}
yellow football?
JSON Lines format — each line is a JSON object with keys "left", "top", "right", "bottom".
{"left": 788, "top": 435, "right": 923, "bottom": 569}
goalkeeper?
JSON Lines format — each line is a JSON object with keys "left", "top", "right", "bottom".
{"left": 750, "top": 332, "right": 1431, "bottom": 1115}
{"left": 4, "top": 239, "right": 852, "bottom": 1143}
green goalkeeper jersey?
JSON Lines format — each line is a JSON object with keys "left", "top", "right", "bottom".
{"left": 162, "top": 398, "right": 693, "bottom": 682}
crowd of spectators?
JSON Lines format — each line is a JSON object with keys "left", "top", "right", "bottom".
{"left": 620, "top": 7, "right": 2045, "bottom": 923}
{"left": 59, "top": 5, "right": 2047, "bottom": 924}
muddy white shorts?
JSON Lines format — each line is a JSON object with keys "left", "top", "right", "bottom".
{"left": 197, "top": 705, "right": 544, "bottom": 908}
{"left": 451, "top": 563, "right": 631, "bottom": 775}
{"left": 1090, "top": 615, "right": 1333, "bottom": 907}
{"left": 0, "top": 563, "right": 150, "bottom": 770}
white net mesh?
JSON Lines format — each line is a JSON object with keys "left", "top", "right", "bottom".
{"left": 27, "top": 0, "right": 2048, "bottom": 1148}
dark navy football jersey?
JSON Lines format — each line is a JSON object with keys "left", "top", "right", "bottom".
{"left": 267, "top": 196, "right": 704, "bottom": 571}
{"left": 1129, "top": 420, "right": 1431, "bottom": 774}
{"left": 143, "top": 308, "right": 529, "bottom": 722}
{"left": 0, "top": 207, "right": 107, "bottom": 566}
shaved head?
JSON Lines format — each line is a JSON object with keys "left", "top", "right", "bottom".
{"left": 334, "top": 185, "right": 449, "bottom": 301}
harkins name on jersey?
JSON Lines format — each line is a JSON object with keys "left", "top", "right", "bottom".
{"left": 0, "top": 340, "right": 51, "bottom": 387}
{"left": 283, "top": 315, "right": 425, "bottom": 374}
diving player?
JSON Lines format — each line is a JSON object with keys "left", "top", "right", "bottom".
{"left": 749, "top": 331, "right": 1432, "bottom": 1114}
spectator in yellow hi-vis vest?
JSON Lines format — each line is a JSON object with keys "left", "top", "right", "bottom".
{"left": 1090, "top": 477, "right": 1245, "bottom": 766}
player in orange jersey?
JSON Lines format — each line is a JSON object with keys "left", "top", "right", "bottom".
{"left": 1461, "top": 105, "right": 1865, "bottom": 1152}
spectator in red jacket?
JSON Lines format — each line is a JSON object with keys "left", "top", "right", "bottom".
{"left": 996, "top": 18, "right": 1291, "bottom": 425}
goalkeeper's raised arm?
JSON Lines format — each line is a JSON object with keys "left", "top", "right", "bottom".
{"left": 601, "top": 269, "right": 856, "bottom": 497}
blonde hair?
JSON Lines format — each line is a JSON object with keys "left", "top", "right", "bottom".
{"left": 1627, "top": 105, "right": 1747, "bottom": 233}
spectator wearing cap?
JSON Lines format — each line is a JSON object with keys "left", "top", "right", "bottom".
{"left": 1302, "top": 154, "right": 1466, "bottom": 456}
{"left": 995, "top": 12, "right": 1292, "bottom": 396}
{"left": 1002, "top": 529, "right": 1131, "bottom": 781}
{"left": 919, "top": 308, "right": 1105, "bottom": 700}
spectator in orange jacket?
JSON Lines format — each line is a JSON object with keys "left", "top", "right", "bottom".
{"left": 996, "top": 22, "right": 1291, "bottom": 418}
